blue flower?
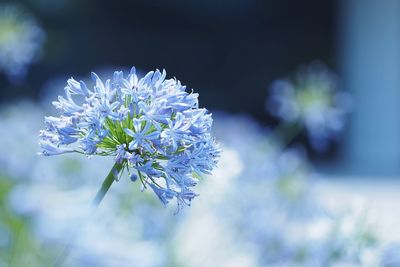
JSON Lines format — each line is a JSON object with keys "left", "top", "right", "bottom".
{"left": 38, "top": 140, "right": 74, "bottom": 156}
{"left": 124, "top": 119, "right": 159, "bottom": 153}
{"left": 0, "top": 3, "right": 45, "bottom": 82}
{"left": 39, "top": 67, "right": 220, "bottom": 210}
{"left": 149, "top": 184, "right": 175, "bottom": 206}
{"left": 381, "top": 243, "right": 400, "bottom": 267}
{"left": 266, "top": 62, "right": 352, "bottom": 151}
{"left": 161, "top": 112, "right": 191, "bottom": 152}
{"left": 115, "top": 144, "right": 127, "bottom": 164}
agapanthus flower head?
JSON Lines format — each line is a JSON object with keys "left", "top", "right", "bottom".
{"left": 0, "top": 3, "right": 45, "bottom": 82}
{"left": 267, "top": 61, "right": 352, "bottom": 151}
{"left": 39, "top": 67, "right": 220, "bottom": 210}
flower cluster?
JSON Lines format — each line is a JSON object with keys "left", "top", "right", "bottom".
{"left": 39, "top": 67, "right": 220, "bottom": 210}
{"left": 0, "top": 3, "right": 45, "bottom": 81}
{"left": 266, "top": 62, "right": 352, "bottom": 151}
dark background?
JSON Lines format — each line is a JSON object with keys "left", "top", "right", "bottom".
{"left": 0, "top": 0, "right": 336, "bottom": 124}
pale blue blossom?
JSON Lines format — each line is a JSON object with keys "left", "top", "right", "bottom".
{"left": 124, "top": 119, "right": 160, "bottom": 152}
{"left": 266, "top": 62, "right": 352, "bottom": 151}
{"left": 38, "top": 140, "right": 75, "bottom": 156}
{"left": 0, "top": 3, "right": 45, "bottom": 82}
{"left": 380, "top": 243, "right": 400, "bottom": 267}
{"left": 39, "top": 67, "right": 220, "bottom": 209}
{"left": 197, "top": 113, "right": 376, "bottom": 267}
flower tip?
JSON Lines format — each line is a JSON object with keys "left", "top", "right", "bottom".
{"left": 130, "top": 66, "right": 136, "bottom": 75}
{"left": 91, "top": 72, "right": 100, "bottom": 81}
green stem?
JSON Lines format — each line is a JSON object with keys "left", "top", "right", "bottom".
{"left": 92, "top": 162, "right": 123, "bottom": 207}
{"left": 53, "top": 161, "right": 124, "bottom": 267}
{"left": 269, "top": 121, "right": 303, "bottom": 150}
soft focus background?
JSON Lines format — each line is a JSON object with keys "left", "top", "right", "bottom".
{"left": 1, "top": 1, "right": 400, "bottom": 266}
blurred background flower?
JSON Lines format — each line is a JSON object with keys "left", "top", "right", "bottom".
{"left": 0, "top": 3, "right": 45, "bottom": 83}
{"left": 266, "top": 62, "right": 352, "bottom": 152}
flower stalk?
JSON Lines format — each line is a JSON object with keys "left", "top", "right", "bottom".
{"left": 92, "top": 162, "right": 124, "bottom": 206}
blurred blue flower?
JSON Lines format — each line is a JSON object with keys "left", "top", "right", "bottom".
{"left": 266, "top": 62, "right": 352, "bottom": 151}
{"left": 0, "top": 102, "right": 395, "bottom": 267}
{"left": 184, "top": 113, "right": 376, "bottom": 267}
{"left": 0, "top": 3, "right": 45, "bottom": 82}
{"left": 380, "top": 243, "right": 400, "bottom": 267}
{"left": 39, "top": 67, "right": 220, "bottom": 210}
